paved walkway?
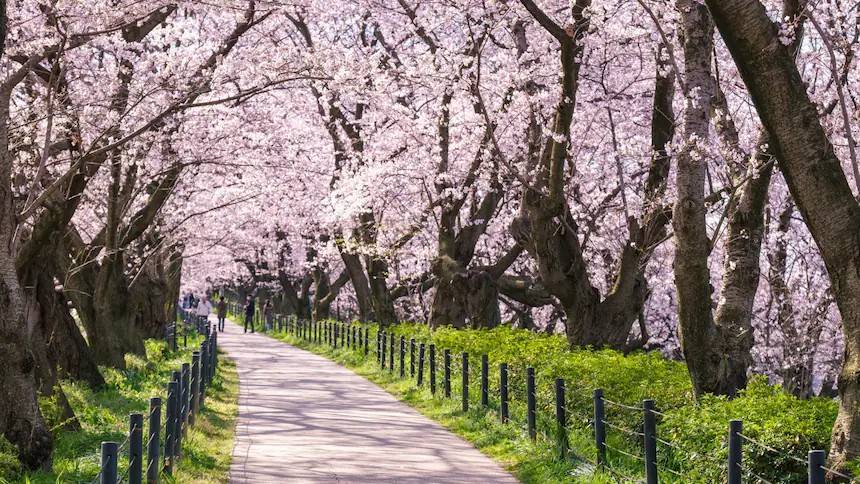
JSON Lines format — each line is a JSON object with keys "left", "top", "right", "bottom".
{"left": 219, "top": 322, "right": 518, "bottom": 483}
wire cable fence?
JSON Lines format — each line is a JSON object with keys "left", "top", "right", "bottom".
{"left": 81, "top": 315, "right": 220, "bottom": 484}
{"left": 281, "top": 318, "right": 856, "bottom": 484}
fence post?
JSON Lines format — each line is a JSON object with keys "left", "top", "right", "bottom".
{"left": 389, "top": 333, "right": 395, "bottom": 371}
{"left": 500, "top": 363, "right": 508, "bottom": 423}
{"left": 199, "top": 341, "right": 208, "bottom": 406}
{"left": 462, "top": 352, "right": 469, "bottom": 412}
{"left": 555, "top": 378, "right": 567, "bottom": 460}
{"left": 527, "top": 367, "right": 536, "bottom": 440}
{"left": 128, "top": 413, "right": 143, "bottom": 484}
{"left": 212, "top": 329, "right": 218, "bottom": 377}
{"left": 808, "top": 450, "right": 825, "bottom": 484}
{"left": 643, "top": 399, "right": 657, "bottom": 484}
{"left": 376, "top": 331, "right": 382, "bottom": 364}
{"left": 444, "top": 349, "right": 452, "bottom": 398}
{"left": 164, "top": 381, "right": 177, "bottom": 475}
{"left": 594, "top": 388, "right": 606, "bottom": 466}
{"left": 417, "top": 343, "right": 426, "bottom": 386}
{"left": 190, "top": 352, "right": 200, "bottom": 425}
{"left": 429, "top": 344, "right": 437, "bottom": 395}
{"left": 364, "top": 327, "right": 369, "bottom": 356}
{"left": 172, "top": 323, "right": 177, "bottom": 352}
{"left": 208, "top": 331, "right": 216, "bottom": 383}
{"left": 180, "top": 363, "right": 190, "bottom": 435}
{"left": 380, "top": 331, "right": 386, "bottom": 368}
{"left": 334, "top": 323, "right": 338, "bottom": 349}
{"left": 100, "top": 441, "right": 118, "bottom": 484}
{"left": 172, "top": 370, "right": 183, "bottom": 458}
{"left": 343, "top": 323, "right": 347, "bottom": 347}
{"left": 728, "top": 420, "right": 742, "bottom": 484}
{"left": 410, "top": 339, "right": 416, "bottom": 377}
{"left": 481, "top": 354, "right": 489, "bottom": 407}
{"left": 146, "top": 398, "right": 160, "bottom": 484}
{"left": 400, "top": 337, "right": 406, "bottom": 378}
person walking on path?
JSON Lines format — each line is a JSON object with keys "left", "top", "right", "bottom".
{"left": 217, "top": 295, "right": 228, "bottom": 332}
{"left": 196, "top": 296, "right": 212, "bottom": 332}
{"left": 244, "top": 296, "right": 256, "bottom": 333}
{"left": 263, "top": 299, "right": 274, "bottom": 331}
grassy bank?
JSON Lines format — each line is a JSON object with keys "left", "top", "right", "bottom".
{"left": 258, "top": 320, "right": 849, "bottom": 483}
{"left": 0, "top": 336, "right": 238, "bottom": 484}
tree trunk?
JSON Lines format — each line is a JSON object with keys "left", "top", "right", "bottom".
{"left": 705, "top": 0, "right": 860, "bottom": 470}
{"left": 21, "top": 258, "right": 104, "bottom": 389}
{"left": 429, "top": 256, "right": 502, "bottom": 329}
{"left": 311, "top": 268, "right": 332, "bottom": 321}
{"left": 673, "top": 0, "right": 739, "bottom": 396}
{"left": 0, "top": 96, "right": 53, "bottom": 469}
{"left": 337, "top": 235, "right": 374, "bottom": 321}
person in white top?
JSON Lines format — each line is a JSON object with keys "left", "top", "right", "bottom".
{"left": 196, "top": 296, "right": 212, "bottom": 331}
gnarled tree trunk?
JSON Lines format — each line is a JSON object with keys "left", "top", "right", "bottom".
{"left": 706, "top": 0, "right": 860, "bottom": 470}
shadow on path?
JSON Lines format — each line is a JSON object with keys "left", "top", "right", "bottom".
{"left": 220, "top": 322, "right": 519, "bottom": 483}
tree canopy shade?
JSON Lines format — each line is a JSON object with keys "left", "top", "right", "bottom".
{"left": 0, "top": 0, "right": 859, "bottom": 475}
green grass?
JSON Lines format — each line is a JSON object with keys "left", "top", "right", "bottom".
{"left": 252, "top": 319, "right": 851, "bottom": 483}
{"left": 0, "top": 336, "right": 238, "bottom": 484}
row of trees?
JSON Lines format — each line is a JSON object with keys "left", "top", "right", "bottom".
{"left": 0, "top": 0, "right": 858, "bottom": 475}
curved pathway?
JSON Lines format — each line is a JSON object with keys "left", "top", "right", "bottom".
{"left": 219, "top": 322, "right": 518, "bottom": 483}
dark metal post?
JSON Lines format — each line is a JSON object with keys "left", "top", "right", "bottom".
{"left": 462, "top": 352, "right": 469, "bottom": 412}
{"left": 429, "top": 344, "right": 436, "bottom": 395}
{"left": 808, "top": 450, "right": 825, "bottom": 484}
{"left": 164, "top": 381, "right": 177, "bottom": 475}
{"left": 199, "top": 342, "right": 208, "bottom": 406}
{"left": 410, "top": 339, "right": 416, "bottom": 377}
{"left": 400, "top": 337, "right": 406, "bottom": 378}
{"left": 481, "top": 354, "right": 489, "bottom": 407}
{"left": 333, "top": 323, "right": 338, "bottom": 349}
{"left": 212, "top": 330, "right": 218, "bottom": 377}
{"left": 389, "top": 334, "right": 394, "bottom": 371}
{"left": 100, "top": 441, "right": 118, "bottom": 484}
{"left": 380, "top": 331, "right": 386, "bottom": 368}
{"left": 129, "top": 413, "right": 143, "bottom": 484}
{"left": 527, "top": 368, "right": 536, "bottom": 440}
{"left": 363, "top": 327, "right": 369, "bottom": 356}
{"left": 643, "top": 399, "right": 657, "bottom": 484}
{"left": 728, "top": 420, "right": 742, "bottom": 484}
{"left": 594, "top": 389, "right": 606, "bottom": 466}
{"left": 172, "top": 370, "right": 183, "bottom": 458}
{"left": 417, "top": 343, "right": 425, "bottom": 386}
{"left": 376, "top": 331, "right": 381, "bottom": 363}
{"left": 146, "top": 398, "right": 160, "bottom": 484}
{"left": 190, "top": 352, "right": 200, "bottom": 425}
{"left": 180, "top": 363, "right": 190, "bottom": 434}
{"left": 444, "top": 350, "right": 451, "bottom": 398}
{"left": 555, "top": 378, "right": 567, "bottom": 459}
{"left": 500, "top": 363, "right": 508, "bottom": 423}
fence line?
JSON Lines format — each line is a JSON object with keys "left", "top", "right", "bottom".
{"left": 240, "top": 311, "right": 854, "bottom": 484}
{"left": 90, "top": 307, "right": 220, "bottom": 484}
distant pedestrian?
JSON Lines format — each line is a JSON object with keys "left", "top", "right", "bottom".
{"left": 217, "top": 295, "right": 227, "bottom": 332}
{"left": 196, "top": 296, "right": 212, "bottom": 332}
{"left": 264, "top": 299, "right": 274, "bottom": 331}
{"left": 244, "top": 296, "right": 256, "bottom": 333}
